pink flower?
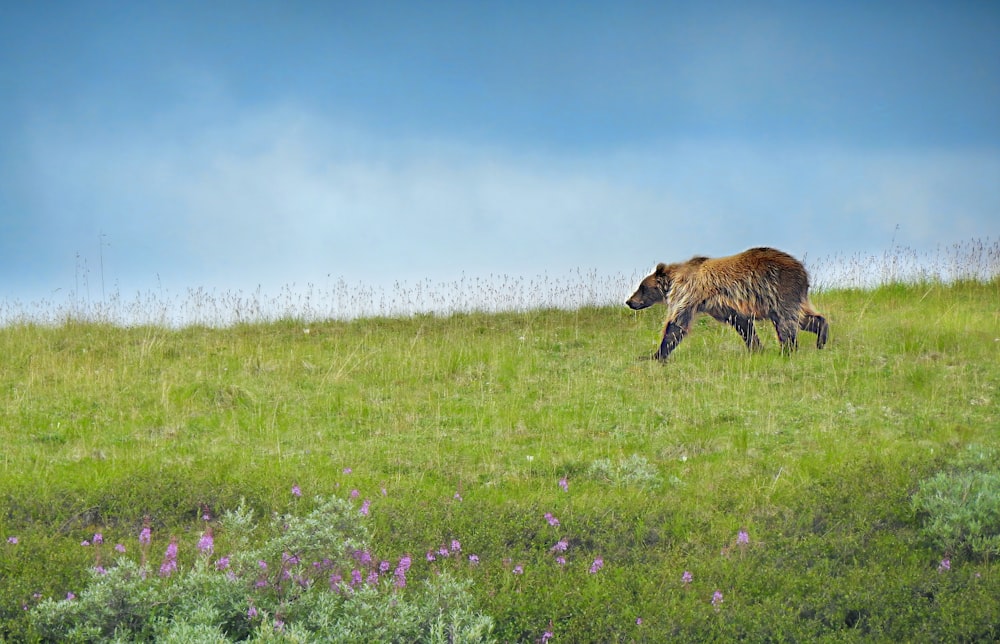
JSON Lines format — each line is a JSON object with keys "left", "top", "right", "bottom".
{"left": 291, "top": 485, "right": 302, "bottom": 497}
{"left": 197, "top": 531, "right": 214, "bottom": 555}
{"left": 343, "top": 467, "right": 352, "bottom": 474}
{"left": 555, "top": 556, "right": 566, "bottom": 566}
{"left": 359, "top": 499, "right": 371, "bottom": 516}
{"left": 558, "top": 477, "right": 569, "bottom": 492}
{"left": 712, "top": 590, "right": 724, "bottom": 608}
{"left": 6, "top": 536, "right": 17, "bottom": 545}
{"left": 544, "top": 513, "right": 560, "bottom": 527}
{"left": 92, "top": 533, "right": 104, "bottom": 545}
{"left": 426, "top": 551, "right": 436, "bottom": 562}
{"left": 159, "top": 539, "right": 178, "bottom": 577}
{"left": 550, "top": 539, "right": 569, "bottom": 553}
{"left": 114, "top": 543, "right": 126, "bottom": 553}
{"left": 938, "top": 558, "right": 951, "bottom": 572}
{"left": 468, "top": 554, "right": 480, "bottom": 564}
{"left": 451, "top": 539, "right": 461, "bottom": 553}
{"left": 681, "top": 570, "right": 693, "bottom": 584}
{"left": 737, "top": 530, "right": 749, "bottom": 545}
{"left": 513, "top": 564, "right": 524, "bottom": 575}
{"left": 139, "top": 527, "right": 151, "bottom": 545}
{"left": 589, "top": 557, "right": 604, "bottom": 574}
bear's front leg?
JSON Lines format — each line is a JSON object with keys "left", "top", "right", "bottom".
{"left": 653, "top": 312, "right": 692, "bottom": 360}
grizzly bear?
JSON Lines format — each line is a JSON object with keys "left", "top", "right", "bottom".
{"left": 625, "top": 247, "right": 829, "bottom": 360}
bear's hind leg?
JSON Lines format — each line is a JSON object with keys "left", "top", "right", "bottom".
{"left": 772, "top": 315, "right": 799, "bottom": 354}
{"left": 800, "top": 314, "right": 829, "bottom": 349}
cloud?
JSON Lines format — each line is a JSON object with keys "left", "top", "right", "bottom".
{"left": 11, "top": 102, "right": 1000, "bottom": 305}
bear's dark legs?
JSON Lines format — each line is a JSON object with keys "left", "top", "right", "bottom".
{"left": 800, "top": 314, "right": 829, "bottom": 349}
{"left": 705, "top": 307, "right": 761, "bottom": 351}
{"left": 653, "top": 310, "right": 693, "bottom": 360}
{"left": 727, "top": 314, "right": 761, "bottom": 351}
{"left": 771, "top": 315, "right": 799, "bottom": 353}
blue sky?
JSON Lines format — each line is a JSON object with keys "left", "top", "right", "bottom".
{"left": 2, "top": 1, "right": 999, "bottom": 307}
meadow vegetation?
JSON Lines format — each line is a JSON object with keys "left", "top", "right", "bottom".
{"left": 1, "top": 243, "right": 999, "bottom": 641}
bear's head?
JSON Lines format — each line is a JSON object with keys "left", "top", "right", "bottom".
{"left": 625, "top": 263, "right": 673, "bottom": 310}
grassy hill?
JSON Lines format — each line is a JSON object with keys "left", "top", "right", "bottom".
{"left": 1, "top": 279, "right": 998, "bottom": 641}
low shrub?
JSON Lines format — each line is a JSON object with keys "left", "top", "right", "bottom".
{"left": 30, "top": 496, "right": 494, "bottom": 642}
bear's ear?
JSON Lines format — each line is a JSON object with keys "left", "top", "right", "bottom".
{"left": 654, "top": 262, "right": 670, "bottom": 275}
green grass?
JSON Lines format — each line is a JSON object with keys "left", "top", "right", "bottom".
{"left": 2, "top": 279, "right": 999, "bottom": 641}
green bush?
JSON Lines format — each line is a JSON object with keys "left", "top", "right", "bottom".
{"left": 912, "top": 447, "right": 1000, "bottom": 559}
{"left": 30, "top": 497, "right": 494, "bottom": 642}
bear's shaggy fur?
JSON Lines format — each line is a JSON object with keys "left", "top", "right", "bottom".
{"left": 625, "top": 247, "right": 829, "bottom": 360}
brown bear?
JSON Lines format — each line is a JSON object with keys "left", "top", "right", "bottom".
{"left": 625, "top": 247, "right": 829, "bottom": 360}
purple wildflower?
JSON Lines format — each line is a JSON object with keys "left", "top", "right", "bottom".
{"left": 454, "top": 491, "right": 463, "bottom": 501}
{"left": 114, "top": 543, "right": 126, "bottom": 553}
{"left": 258, "top": 560, "right": 268, "bottom": 571}
{"left": 712, "top": 590, "right": 724, "bottom": 608}
{"left": 159, "top": 539, "right": 179, "bottom": 577}
{"left": 468, "top": 554, "right": 480, "bottom": 564}
{"left": 291, "top": 484, "right": 302, "bottom": 497}
{"left": 938, "top": 558, "right": 951, "bottom": 572}
{"left": 81, "top": 540, "right": 90, "bottom": 547}
{"left": 438, "top": 546, "right": 450, "bottom": 558}
{"left": 350, "top": 488, "right": 360, "bottom": 499}
{"left": 451, "top": 539, "right": 462, "bottom": 553}
{"left": 94, "top": 565, "right": 107, "bottom": 575}
{"left": 6, "top": 536, "right": 17, "bottom": 545}
{"left": 197, "top": 531, "right": 214, "bottom": 555}
{"left": 343, "top": 467, "right": 352, "bottom": 474}
{"left": 380, "top": 560, "right": 391, "bottom": 573}
{"left": 682, "top": 570, "right": 693, "bottom": 584}
{"left": 351, "top": 569, "right": 363, "bottom": 587}
{"left": 542, "top": 630, "right": 554, "bottom": 643}
{"left": 589, "top": 557, "right": 604, "bottom": 574}
{"left": 551, "top": 539, "right": 569, "bottom": 553}
{"left": 513, "top": 564, "right": 524, "bottom": 575}
{"left": 139, "top": 527, "right": 151, "bottom": 545}
{"left": 215, "top": 556, "right": 230, "bottom": 571}
{"left": 544, "top": 513, "right": 560, "bottom": 527}
{"left": 737, "top": 530, "right": 749, "bottom": 545}
{"left": 555, "top": 556, "right": 566, "bottom": 566}
{"left": 559, "top": 477, "right": 569, "bottom": 492}
{"left": 359, "top": 499, "right": 371, "bottom": 516}
{"left": 92, "top": 533, "right": 104, "bottom": 545}
{"left": 247, "top": 604, "right": 258, "bottom": 619}
{"left": 636, "top": 617, "right": 643, "bottom": 625}
{"left": 66, "top": 592, "right": 76, "bottom": 600}
{"left": 426, "top": 551, "right": 436, "bottom": 562}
